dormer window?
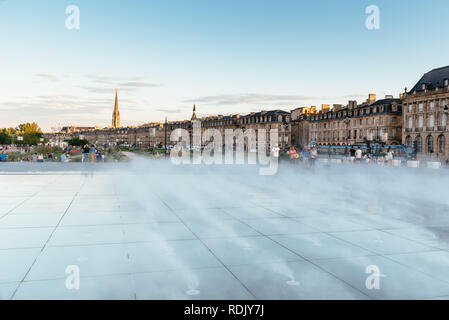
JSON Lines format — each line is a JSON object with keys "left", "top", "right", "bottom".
{"left": 422, "top": 83, "right": 426, "bottom": 90}
{"left": 445, "top": 79, "right": 449, "bottom": 87}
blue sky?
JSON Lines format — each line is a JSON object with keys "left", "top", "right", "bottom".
{"left": 1, "top": 0, "right": 448, "bottom": 130}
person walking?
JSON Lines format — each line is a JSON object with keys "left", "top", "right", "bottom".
{"left": 60, "top": 152, "right": 68, "bottom": 163}
{"left": 37, "top": 153, "right": 44, "bottom": 163}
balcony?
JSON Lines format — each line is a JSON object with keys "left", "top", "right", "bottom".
{"left": 405, "top": 128, "right": 412, "bottom": 133}
{"left": 426, "top": 127, "right": 435, "bottom": 132}
{"left": 438, "top": 126, "right": 447, "bottom": 131}
{"left": 415, "top": 127, "right": 423, "bottom": 132}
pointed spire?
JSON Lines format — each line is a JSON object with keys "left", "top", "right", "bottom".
{"left": 191, "top": 104, "right": 197, "bottom": 120}
{"left": 112, "top": 89, "right": 120, "bottom": 128}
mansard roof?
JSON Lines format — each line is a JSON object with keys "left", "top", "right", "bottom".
{"left": 409, "top": 65, "right": 449, "bottom": 93}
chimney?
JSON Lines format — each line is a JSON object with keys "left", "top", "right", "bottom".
{"left": 368, "top": 94, "right": 376, "bottom": 102}
{"left": 385, "top": 95, "right": 393, "bottom": 99}
{"left": 348, "top": 100, "right": 357, "bottom": 109}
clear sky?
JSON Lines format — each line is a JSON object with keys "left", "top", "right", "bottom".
{"left": 1, "top": 0, "right": 448, "bottom": 131}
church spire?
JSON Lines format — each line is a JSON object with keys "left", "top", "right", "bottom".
{"left": 191, "top": 104, "right": 197, "bottom": 120}
{"left": 112, "top": 89, "right": 120, "bottom": 128}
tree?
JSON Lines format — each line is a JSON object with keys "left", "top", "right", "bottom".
{"left": 16, "top": 122, "right": 42, "bottom": 134}
{"left": 66, "top": 137, "right": 90, "bottom": 147}
{"left": 0, "top": 132, "right": 11, "bottom": 144}
{"left": 22, "top": 132, "right": 43, "bottom": 145}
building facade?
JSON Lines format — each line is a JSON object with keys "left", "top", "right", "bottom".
{"left": 308, "top": 94, "right": 402, "bottom": 146}
{"left": 290, "top": 106, "right": 316, "bottom": 149}
{"left": 402, "top": 66, "right": 449, "bottom": 160}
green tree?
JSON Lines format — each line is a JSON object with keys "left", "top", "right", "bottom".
{"left": 22, "top": 132, "right": 43, "bottom": 145}
{"left": 66, "top": 137, "right": 90, "bottom": 147}
{"left": 0, "top": 132, "right": 11, "bottom": 144}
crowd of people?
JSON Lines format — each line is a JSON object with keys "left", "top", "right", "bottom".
{"left": 0, "top": 144, "right": 105, "bottom": 163}
{"left": 282, "top": 144, "right": 396, "bottom": 167}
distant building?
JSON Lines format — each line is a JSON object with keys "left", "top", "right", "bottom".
{"left": 112, "top": 89, "right": 120, "bottom": 128}
{"left": 402, "top": 66, "right": 449, "bottom": 160}
{"left": 308, "top": 94, "right": 402, "bottom": 146}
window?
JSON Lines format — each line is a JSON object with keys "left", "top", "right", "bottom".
{"left": 416, "top": 136, "right": 422, "bottom": 153}
{"left": 419, "top": 103, "right": 423, "bottom": 112}
{"left": 408, "top": 105, "right": 413, "bottom": 112}
{"left": 408, "top": 117, "right": 413, "bottom": 129}
{"left": 427, "top": 135, "right": 434, "bottom": 154}
{"left": 442, "top": 113, "right": 447, "bottom": 126}
{"left": 392, "top": 117, "right": 397, "bottom": 125}
{"left": 429, "top": 114, "right": 435, "bottom": 127}
{"left": 418, "top": 116, "right": 423, "bottom": 128}
{"left": 430, "top": 102, "right": 435, "bottom": 110}
{"left": 406, "top": 136, "right": 412, "bottom": 146}
{"left": 439, "top": 135, "right": 445, "bottom": 154}
{"left": 392, "top": 128, "right": 396, "bottom": 138}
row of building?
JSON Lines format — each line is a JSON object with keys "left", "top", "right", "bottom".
{"left": 46, "top": 65, "right": 449, "bottom": 160}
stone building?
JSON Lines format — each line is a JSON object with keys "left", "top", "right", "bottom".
{"left": 308, "top": 94, "right": 402, "bottom": 146}
{"left": 290, "top": 106, "right": 316, "bottom": 149}
{"left": 402, "top": 65, "right": 449, "bottom": 160}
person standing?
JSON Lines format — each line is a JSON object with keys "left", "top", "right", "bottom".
{"left": 0, "top": 151, "right": 7, "bottom": 162}
{"left": 89, "top": 145, "right": 96, "bottom": 163}
{"left": 355, "top": 146, "right": 362, "bottom": 164}
{"left": 271, "top": 144, "right": 280, "bottom": 158}
{"left": 37, "top": 153, "right": 44, "bottom": 163}
{"left": 289, "top": 146, "right": 297, "bottom": 167}
{"left": 60, "top": 152, "right": 68, "bottom": 163}
{"left": 82, "top": 144, "right": 90, "bottom": 163}
{"left": 301, "top": 146, "right": 310, "bottom": 167}
{"left": 387, "top": 147, "right": 394, "bottom": 166}
{"left": 310, "top": 146, "right": 318, "bottom": 168}
{"left": 349, "top": 146, "right": 356, "bottom": 163}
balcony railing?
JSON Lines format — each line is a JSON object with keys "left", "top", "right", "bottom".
{"left": 426, "top": 127, "right": 435, "bottom": 131}
{"left": 415, "top": 127, "right": 423, "bottom": 132}
{"left": 438, "top": 126, "right": 447, "bottom": 131}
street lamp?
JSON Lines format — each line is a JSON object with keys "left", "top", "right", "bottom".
{"left": 164, "top": 117, "right": 168, "bottom": 157}
{"left": 344, "top": 115, "right": 351, "bottom": 146}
